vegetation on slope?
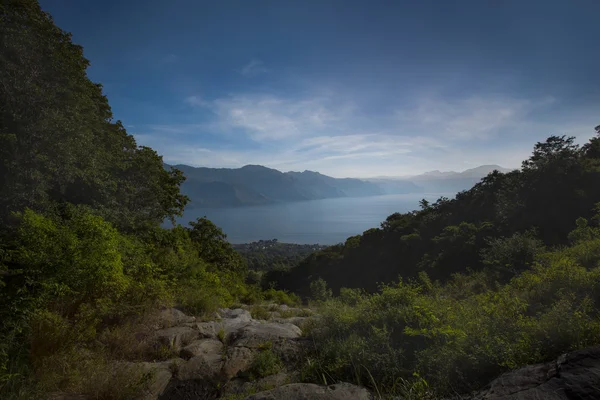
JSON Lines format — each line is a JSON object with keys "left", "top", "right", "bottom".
{"left": 233, "top": 240, "right": 327, "bottom": 272}
{"left": 268, "top": 129, "right": 600, "bottom": 297}
{"left": 0, "top": 2, "right": 292, "bottom": 397}
{"left": 302, "top": 213, "right": 600, "bottom": 397}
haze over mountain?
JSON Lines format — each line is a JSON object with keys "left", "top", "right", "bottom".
{"left": 172, "top": 163, "right": 510, "bottom": 207}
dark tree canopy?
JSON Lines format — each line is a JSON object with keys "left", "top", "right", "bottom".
{"left": 268, "top": 130, "right": 600, "bottom": 296}
{"left": 0, "top": 0, "right": 188, "bottom": 232}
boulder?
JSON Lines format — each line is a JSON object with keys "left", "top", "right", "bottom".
{"left": 220, "top": 308, "right": 252, "bottom": 322}
{"left": 221, "top": 346, "right": 256, "bottom": 381}
{"left": 157, "top": 379, "right": 220, "bottom": 400}
{"left": 155, "top": 326, "right": 199, "bottom": 351}
{"left": 194, "top": 321, "right": 219, "bottom": 339}
{"left": 232, "top": 323, "right": 302, "bottom": 348}
{"left": 473, "top": 346, "right": 600, "bottom": 399}
{"left": 116, "top": 360, "right": 176, "bottom": 400}
{"left": 157, "top": 308, "right": 195, "bottom": 327}
{"left": 179, "top": 338, "right": 223, "bottom": 361}
{"left": 273, "top": 317, "right": 307, "bottom": 329}
{"left": 243, "top": 383, "right": 373, "bottom": 400}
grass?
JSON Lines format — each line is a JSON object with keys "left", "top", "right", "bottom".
{"left": 217, "top": 327, "right": 226, "bottom": 343}
{"left": 249, "top": 305, "right": 272, "bottom": 321}
{"left": 1, "top": 309, "right": 171, "bottom": 400}
{"left": 248, "top": 349, "right": 284, "bottom": 380}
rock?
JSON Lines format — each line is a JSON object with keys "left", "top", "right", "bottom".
{"left": 268, "top": 311, "right": 281, "bottom": 319}
{"left": 180, "top": 338, "right": 223, "bottom": 361}
{"left": 194, "top": 321, "right": 219, "bottom": 339}
{"left": 115, "top": 361, "right": 175, "bottom": 400}
{"left": 219, "top": 308, "right": 256, "bottom": 339}
{"left": 49, "top": 394, "right": 89, "bottom": 400}
{"left": 243, "top": 383, "right": 373, "bottom": 400}
{"left": 157, "top": 379, "right": 220, "bottom": 400}
{"left": 221, "top": 346, "right": 256, "bottom": 381}
{"left": 157, "top": 308, "right": 195, "bottom": 327}
{"left": 273, "top": 317, "right": 307, "bottom": 329}
{"left": 473, "top": 346, "right": 600, "bottom": 399}
{"left": 222, "top": 372, "right": 293, "bottom": 396}
{"left": 155, "top": 326, "right": 199, "bottom": 351}
{"left": 232, "top": 322, "right": 302, "bottom": 348}
{"left": 220, "top": 308, "right": 252, "bottom": 322}
{"left": 178, "top": 344, "right": 224, "bottom": 383}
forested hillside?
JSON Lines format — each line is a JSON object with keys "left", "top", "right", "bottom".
{"left": 267, "top": 131, "right": 600, "bottom": 297}
{"left": 233, "top": 240, "right": 327, "bottom": 271}
{"left": 0, "top": 2, "right": 287, "bottom": 397}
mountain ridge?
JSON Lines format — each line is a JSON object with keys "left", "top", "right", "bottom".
{"left": 169, "top": 163, "right": 513, "bottom": 208}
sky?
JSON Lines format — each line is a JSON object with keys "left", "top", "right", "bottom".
{"left": 40, "top": 0, "right": 600, "bottom": 178}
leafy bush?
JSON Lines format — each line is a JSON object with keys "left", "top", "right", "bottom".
{"left": 305, "top": 234, "right": 600, "bottom": 396}
{"left": 310, "top": 278, "right": 332, "bottom": 302}
{"left": 248, "top": 349, "right": 283, "bottom": 380}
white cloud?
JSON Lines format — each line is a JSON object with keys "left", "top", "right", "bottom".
{"left": 240, "top": 59, "right": 269, "bottom": 76}
{"left": 188, "top": 93, "right": 350, "bottom": 140}
{"left": 396, "top": 96, "right": 556, "bottom": 141}
{"left": 131, "top": 90, "right": 592, "bottom": 177}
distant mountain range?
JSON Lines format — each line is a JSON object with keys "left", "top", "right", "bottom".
{"left": 168, "top": 164, "right": 514, "bottom": 208}
{"left": 369, "top": 164, "right": 514, "bottom": 194}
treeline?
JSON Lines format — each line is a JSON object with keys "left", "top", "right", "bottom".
{"left": 233, "top": 240, "right": 328, "bottom": 271}
{"left": 0, "top": 2, "right": 280, "bottom": 396}
{"left": 267, "top": 130, "right": 600, "bottom": 297}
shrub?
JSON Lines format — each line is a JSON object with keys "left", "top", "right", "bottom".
{"left": 248, "top": 349, "right": 283, "bottom": 380}
{"left": 309, "top": 278, "right": 332, "bottom": 303}
{"left": 304, "top": 234, "right": 600, "bottom": 396}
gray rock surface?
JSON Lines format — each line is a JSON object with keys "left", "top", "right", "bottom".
{"left": 158, "top": 308, "right": 196, "bottom": 327}
{"left": 179, "top": 338, "right": 223, "bottom": 361}
{"left": 243, "top": 383, "right": 373, "bottom": 400}
{"left": 155, "top": 326, "right": 199, "bottom": 351}
{"left": 221, "top": 346, "right": 256, "bottom": 381}
{"left": 232, "top": 322, "right": 302, "bottom": 348}
{"left": 473, "top": 346, "right": 600, "bottom": 399}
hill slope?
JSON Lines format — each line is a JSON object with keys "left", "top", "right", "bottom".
{"left": 171, "top": 164, "right": 383, "bottom": 208}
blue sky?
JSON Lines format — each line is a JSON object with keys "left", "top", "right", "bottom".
{"left": 40, "top": 0, "right": 600, "bottom": 178}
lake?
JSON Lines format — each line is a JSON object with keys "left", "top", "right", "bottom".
{"left": 174, "top": 193, "right": 449, "bottom": 245}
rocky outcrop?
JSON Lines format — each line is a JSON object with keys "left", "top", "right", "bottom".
{"left": 243, "top": 383, "right": 373, "bottom": 400}
{"left": 158, "top": 308, "right": 197, "bottom": 327}
{"left": 472, "top": 346, "right": 600, "bottom": 399}
{"left": 150, "top": 305, "right": 324, "bottom": 399}
{"left": 155, "top": 326, "right": 199, "bottom": 352}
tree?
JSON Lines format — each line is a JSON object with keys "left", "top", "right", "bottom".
{"left": 188, "top": 217, "right": 247, "bottom": 276}
{"left": 0, "top": 0, "right": 188, "bottom": 232}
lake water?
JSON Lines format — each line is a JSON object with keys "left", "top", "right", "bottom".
{"left": 174, "top": 193, "right": 448, "bottom": 245}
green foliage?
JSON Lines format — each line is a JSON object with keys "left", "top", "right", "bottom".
{"left": 0, "top": 2, "right": 258, "bottom": 395}
{"left": 304, "top": 233, "right": 600, "bottom": 396}
{"left": 481, "top": 230, "right": 546, "bottom": 279}
{"left": 272, "top": 131, "right": 600, "bottom": 296}
{"left": 250, "top": 305, "right": 272, "bottom": 321}
{"left": 0, "top": 0, "right": 188, "bottom": 232}
{"left": 248, "top": 349, "right": 283, "bottom": 380}
{"left": 234, "top": 239, "right": 327, "bottom": 271}
{"left": 310, "top": 278, "right": 333, "bottom": 302}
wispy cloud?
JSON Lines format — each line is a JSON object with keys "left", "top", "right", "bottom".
{"left": 395, "top": 96, "right": 556, "bottom": 141}
{"left": 133, "top": 89, "right": 590, "bottom": 177}
{"left": 240, "top": 58, "right": 269, "bottom": 76}
{"left": 188, "top": 93, "right": 351, "bottom": 140}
